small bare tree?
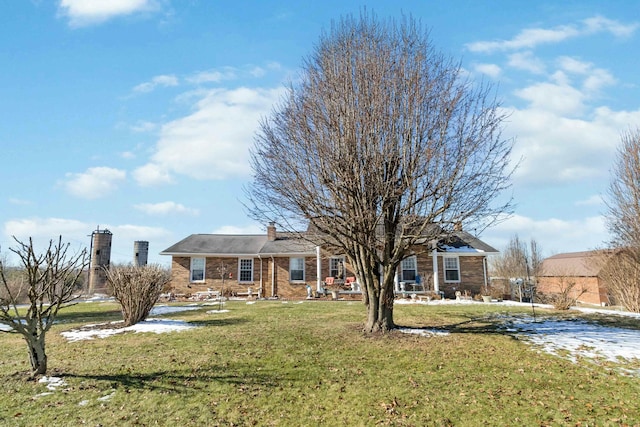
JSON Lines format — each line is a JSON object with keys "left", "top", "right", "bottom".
{"left": 0, "top": 237, "right": 88, "bottom": 377}
{"left": 490, "top": 234, "right": 542, "bottom": 301}
{"left": 539, "top": 275, "right": 587, "bottom": 310}
{"left": 247, "top": 12, "right": 513, "bottom": 333}
{"left": 104, "top": 264, "right": 171, "bottom": 326}
{"left": 598, "top": 249, "right": 640, "bottom": 313}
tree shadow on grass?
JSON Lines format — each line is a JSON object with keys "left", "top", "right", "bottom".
{"left": 61, "top": 361, "right": 286, "bottom": 395}
{"left": 397, "top": 314, "right": 516, "bottom": 336}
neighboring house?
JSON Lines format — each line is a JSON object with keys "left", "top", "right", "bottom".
{"left": 160, "top": 223, "right": 499, "bottom": 299}
{"left": 537, "top": 251, "right": 611, "bottom": 306}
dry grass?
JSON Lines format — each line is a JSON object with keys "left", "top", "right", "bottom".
{"left": 1, "top": 300, "right": 639, "bottom": 426}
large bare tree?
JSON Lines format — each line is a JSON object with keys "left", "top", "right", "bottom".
{"left": 606, "top": 128, "right": 640, "bottom": 247}
{"left": 247, "top": 13, "right": 513, "bottom": 333}
{"left": 0, "top": 237, "right": 88, "bottom": 376}
{"left": 604, "top": 128, "right": 640, "bottom": 311}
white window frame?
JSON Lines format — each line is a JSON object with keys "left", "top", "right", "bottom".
{"left": 190, "top": 257, "right": 205, "bottom": 283}
{"left": 401, "top": 256, "right": 417, "bottom": 282}
{"left": 444, "top": 256, "right": 460, "bottom": 283}
{"left": 238, "top": 258, "right": 254, "bottom": 283}
{"left": 289, "top": 257, "right": 305, "bottom": 282}
{"left": 329, "top": 256, "right": 345, "bottom": 278}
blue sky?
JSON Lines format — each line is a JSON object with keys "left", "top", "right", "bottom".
{"left": 1, "top": 0, "right": 639, "bottom": 265}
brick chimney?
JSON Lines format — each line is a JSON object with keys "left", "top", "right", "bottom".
{"left": 267, "top": 222, "right": 276, "bottom": 241}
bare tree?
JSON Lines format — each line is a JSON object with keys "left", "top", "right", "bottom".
{"left": 603, "top": 128, "right": 640, "bottom": 311}
{"left": 598, "top": 249, "right": 640, "bottom": 313}
{"left": 104, "top": 264, "right": 171, "bottom": 326}
{"left": 606, "top": 128, "right": 640, "bottom": 248}
{"left": 247, "top": 13, "right": 513, "bottom": 333}
{"left": 490, "top": 234, "right": 542, "bottom": 300}
{"left": 537, "top": 273, "right": 587, "bottom": 310}
{"left": 0, "top": 237, "right": 88, "bottom": 377}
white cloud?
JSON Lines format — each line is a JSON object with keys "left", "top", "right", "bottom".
{"left": 483, "top": 214, "right": 608, "bottom": 255}
{"left": 466, "top": 16, "right": 638, "bottom": 53}
{"left": 130, "top": 120, "right": 158, "bottom": 133}
{"left": 133, "top": 74, "right": 179, "bottom": 94}
{"left": 2, "top": 217, "right": 172, "bottom": 266}
{"left": 505, "top": 107, "right": 619, "bottom": 184}
{"left": 63, "top": 167, "right": 126, "bottom": 199}
{"left": 575, "top": 195, "right": 604, "bottom": 207}
{"left": 58, "top": 0, "right": 160, "bottom": 27}
{"left": 134, "top": 86, "right": 283, "bottom": 184}
{"left": 186, "top": 68, "right": 237, "bottom": 85}
{"left": 507, "top": 51, "right": 546, "bottom": 74}
{"left": 211, "top": 224, "right": 264, "bottom": 234}
{"left": 582, "top": 16, "right": 639, "bottom": 38}
{"left": 473, "top": 63, "right": 501, "bottom": 78}
{"left": 4, "top": 217, "right": 89, "bottom": 241}
{"left": 514, "top": 82, "right": 586, "bottom": 116}
{"left": 134, "top": 201, "right": 199, "bottom": 216}
{"left": 132, "top": 163, "right": 174, "bottom": 187}
{"left": 556, "top": 57, "right": 616, "bottom": 93}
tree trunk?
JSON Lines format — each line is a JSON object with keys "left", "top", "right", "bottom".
{"left": 363, "top": 265, "right": 396, "bottom": 333}
{"left": 26, "top": 334, "right": 47, "bottom": 377}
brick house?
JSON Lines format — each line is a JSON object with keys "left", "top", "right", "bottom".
{"left": 537, "top": 251, "right": 611, "bottom": 306}
{"left": 160, "top": 223, "right": 498, "bottom": 299}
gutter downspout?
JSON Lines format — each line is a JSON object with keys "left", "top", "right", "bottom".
{"left": 432, "top": 248, "right": 439, "bottom": 294}
{"left": 482, "top": 256, "right": 488, "bottom": 292}
{"left": 316, "top": 246, "right": 322, "bottom": 293}
{"left": 258, "top": 255, "right": 263, "bottom": 298}
{"left": 270, "top": 255, "right": 275, "bottom": 298}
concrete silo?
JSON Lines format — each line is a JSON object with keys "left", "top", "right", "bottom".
{"left": 133, "top": 241, "right": 149, "bottom": 267}
{"left": 88, "top": 227, "right": 112, "bottom": 294}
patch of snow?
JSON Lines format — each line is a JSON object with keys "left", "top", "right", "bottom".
{"left": 98, "top": 391, "right": 116, "bottom": 401}
{"left": 508, "top": 316, "right": 640, "bottom": 364}
{"left": 39, "top": 376, "right": 67, "bottom": 391}
{"left": 149, "top": 305, "right": 200, "bottom": 315}
{"left": 206, "top": 309, "right": 230, "bottom": 314}
{"left": 61, "top": 318, "right": 197, "bottom": 342}
{"left": 398, "top": 327, "right": 450, "bottom": 337}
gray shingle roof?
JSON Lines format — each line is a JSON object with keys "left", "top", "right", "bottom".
{"left": 161, "top": 228, "right": 496, "bottom": 257}
{"left": 161, "top": 234, "right": 268, "bottom": 255}
{"left": 160, "top": 233, "right": 316, "bottom": 256}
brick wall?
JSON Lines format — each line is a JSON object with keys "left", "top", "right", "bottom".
{"left": 537, "top": 276, "right": 608, "bottom": 305}
{"left": 168, "top": 252, "right": 489, "bottom": 299}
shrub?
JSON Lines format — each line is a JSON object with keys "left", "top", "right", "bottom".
{"left": 104, "top": 264, "right": 171, "bottom": 326}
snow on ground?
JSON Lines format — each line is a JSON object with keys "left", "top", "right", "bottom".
{"left": 397, "top": 298, "right": 640, "bottom": 372}
{"left": 60, "top": 304, "right": 205, "bottom": 342}
{"left": 60, "top": 318, "right": 198, "bottom": 342}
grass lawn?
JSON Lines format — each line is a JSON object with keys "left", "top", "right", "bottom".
{"left": 1, "top": 300, "right": 639, "bottom": 426}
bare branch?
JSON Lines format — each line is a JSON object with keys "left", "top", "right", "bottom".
{"left": 246, "top": 12, "right": 514, "bottom": 332}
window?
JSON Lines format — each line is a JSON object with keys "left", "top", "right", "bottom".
{"left": 444, "top": 256, "right": 460, "bottom": 282}
{"left": 401, "top": 256, "right": 417, "bottom": 282}
{"left": 190, "top": 257, "right": 205, "bottom": 282}
{"left": 239, "top": 258, "right": 253, "bottom": 282}
{"left": 330, "top": 257, "right": 345, "bottom": 278}
{"left": 290, "top": 257, "right": 305, "bottom": 282}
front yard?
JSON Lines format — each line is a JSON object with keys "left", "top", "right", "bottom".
{"left": 1, "top": 299, "right": 639, "bottom": 426}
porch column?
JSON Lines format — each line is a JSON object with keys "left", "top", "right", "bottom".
{"left": 432, "top": 248, "right": 439, "bottom": 293}
{"left": 316, "top": 246, "right": 322, "bottom": 293}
